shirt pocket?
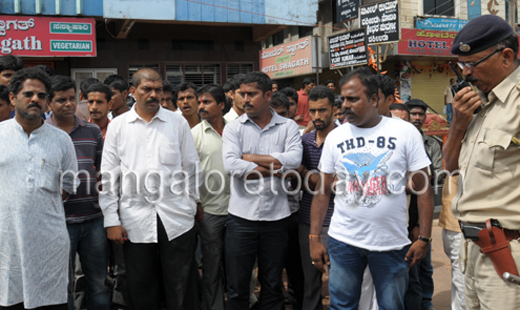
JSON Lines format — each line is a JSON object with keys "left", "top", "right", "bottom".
{"left": 159, "top": 143, "right": 180, "bottom": 167}
{"left": 40, "top": 161, "right": 60, "bottom": 192}
{"left": 474, "top": 128, "right": 512, "bottom": 171}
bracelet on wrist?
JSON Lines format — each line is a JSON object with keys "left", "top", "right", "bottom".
{"left": 309, "top": 234, "right": 321, "bottom": 241}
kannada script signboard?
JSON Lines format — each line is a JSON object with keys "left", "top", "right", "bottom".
{"left": 360, "top": 0, "right": 399, "bottom": 44}
{"left": 0, "top": 16, "right": 96, "bottom": 57}
{"left": 398, "top": 28, "right": 457, "bottom": 57}
{"left": 260, "top": 36, "right": 316, "bottom": 79}
{"left": 329, "top": 29, "right": 368, "bottom": 69}
{"left": 337, "top": 0, "right": 360, "bottom": 23}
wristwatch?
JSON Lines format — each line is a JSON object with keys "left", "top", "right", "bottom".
{"left": 418, "top": 235, "right": 432, "bottom": 244}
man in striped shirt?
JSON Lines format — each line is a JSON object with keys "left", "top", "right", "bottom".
{"left": 46, "top": 75, "right": 109, "bottom": 310}
{"left": 297, "top": 85, "right": 337, "bottom": 310}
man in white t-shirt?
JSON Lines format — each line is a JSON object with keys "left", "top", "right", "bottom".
{"left": 309, "top": 68, "right": 434, "bottom": 310}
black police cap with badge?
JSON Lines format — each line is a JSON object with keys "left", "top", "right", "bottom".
{"left": 451, "top": 15, "right": 514, "bottom": 56}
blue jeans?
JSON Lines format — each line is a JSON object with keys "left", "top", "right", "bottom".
{"left": 446, "top": 103, "right": 453, "bottom": 123}
{"left": 67, "top": 217, "right": 110, "bottom": 310}
{"left": 225, "top": 214, "right": 289, "bottom": 310}
{"left": 328, "top": 237, "right": 409, "bottom": 310}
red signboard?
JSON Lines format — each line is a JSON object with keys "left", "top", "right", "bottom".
{"left": 398, "top": 28, "right": 456, "bottom": 57}
{"left": 399, "top": 28, "right": 520, "bottom": 57}
{"left": 0, "top": 16, "right": 96, "bottom": 57}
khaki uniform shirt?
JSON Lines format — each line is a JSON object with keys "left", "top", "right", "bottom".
{"left": 452, "top": 66, "right": 520, "bottom": 229}
{"left": 191, "top": 119, "right": 230, "bottom": 215}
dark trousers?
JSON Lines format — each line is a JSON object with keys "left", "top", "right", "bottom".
{"left": 123, "top": 216, "right": 196, "bottom": 310}
{"left": 199, "top": 213, "right": 227, "bottom": 310}
{"left": 108, "top": 241, "right": 129, "bottom": 307}
{"left": 0, "top": 304, "right": 67, "bottom": 310}
{"left": 284, "top": 212, "right": 304, "bottom": 310}
{"left": 225, "top": 214, "right": 289, "bottom": 310}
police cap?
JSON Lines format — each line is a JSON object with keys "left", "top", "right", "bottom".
{"left": 451, "top": 15, "right": 514, "bottom": 56}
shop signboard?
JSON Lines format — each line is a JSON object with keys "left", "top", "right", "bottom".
{"left": 0, "top": 16, "right": 96, "bottom": 57}
{"left": 337, "top": 0, "right": 360, "bottom": 23}
{"left": 329, "top": 29, "right": 368, "bottom": 69}
{"left": 416, "top": 17, "right": 469, "bottom": 32}
{"left": 360, "top": 0, "right": 399, "bottom": 44}
{"left": 399, "top": 28, "right": 520, "bottom": 57}
{"left": 260, "top": 36, "right": 319, "bottom": 80}
{"left": 398, "top": 28, "right": 457, "bottom": 57}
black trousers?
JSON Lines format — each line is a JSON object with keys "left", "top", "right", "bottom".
{"left": 225, "top": 214, "right": 289, "bottom": 310}
{"left": 123, "top": 216, "right": 196, "bottom": 310}
{"left": 0, "top": 303, "right": 67, "bottom": 310}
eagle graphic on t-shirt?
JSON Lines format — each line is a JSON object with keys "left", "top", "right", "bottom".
{"left": 339, "top": 151, "right": 393, "bottom": 208}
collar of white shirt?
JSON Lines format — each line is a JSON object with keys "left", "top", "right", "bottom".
{"left": 126, "top": 105, "right": 168, "bottom": 124}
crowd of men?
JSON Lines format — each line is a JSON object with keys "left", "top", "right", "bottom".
{"left": 1, "top": 13, "right": 520, "bottom": 310}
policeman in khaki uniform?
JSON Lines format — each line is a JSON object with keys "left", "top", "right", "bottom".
{"left": 443, "top": 15, "right": 520, "bottom": 309}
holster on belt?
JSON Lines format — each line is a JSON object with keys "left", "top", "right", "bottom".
{"left": 472, "top": 219, "right": 519, "bottom": 278}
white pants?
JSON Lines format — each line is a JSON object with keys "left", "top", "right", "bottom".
{"left": 359, "top": 267, "right": 378, "bottom": 310}
{"left": 442, "top": 229, "right": 465, "bottom": 310}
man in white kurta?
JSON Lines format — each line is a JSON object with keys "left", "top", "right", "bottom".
{"left": 0, "top": 67, "right": 78, "bottom": 309}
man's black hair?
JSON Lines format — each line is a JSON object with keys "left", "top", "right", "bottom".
{"left": 171, "top": 89, "right": 178, "bottom": 109}
{"left": 339, "top": 67, "right": 378, "bottom": 100}
{"left": 326, "top": 79, "right": 335, "bottom": 86}
{"left": 405, "top": 99, "right": 428, "bottom": 113}
{"left": 223, "top": 81, "right": 232, "bottom": 93}
{"left": 197, "top": 83, "right": 230, "bottom": 114}
{"left": 85, "top": 83, "right": 112, "bottom": 102}
{"left": 376, "top": 75, "right": 395, "bottom": 98}
{"left": 390, "top": 103, "right": 410, "bottom": 113}
{"left": 239, "top": 71, "right": 272, "bottom": 94}
{"left": 279, "top": 87, "right": 299, "bottom": 103}
{"left": 176, "top": 82, "right": 197, "bottom": 94}
{"left": 0, "top": 84, "right": 9, "bottom": 103}
{"left": 162, "top": 80, "right": 174, "bottom": 94}
{"left": 229, "top": 73, "right": 245, "bottom": 92}
{"left": 80, "top": 78, "right": 100, "bottom": 97}
{"left": 0, "top": 56, "right": 23, "bottom": 73}
{"left": 302, "top": 77, "right": 315, "bottom": 88}
{"left": 103, "top": 75, "right": 129, "bottom": 93}
{"left": 272, "top": 81, "right": 279, "bottom": 86}
{"left": 9, "top": 67, "right": 52, "bottom": 96}
{"left": 308, "top": 85, "right": 335, "bottom": 107}
{"left": 270, "top": 92, "right": 290, "bottom": 111}
{"left": 335, "top": 97, "right": 343, "bottom": 109}
{"left": 49, "top": 75, "right": 76, "bottom": 101}
{"left": 35, "top": 65, "right": 55, "bottom": 77}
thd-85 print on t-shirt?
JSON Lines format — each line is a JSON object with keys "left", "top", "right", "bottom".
{"left": 319, "top": 117, "right": 431, "bottom": 251}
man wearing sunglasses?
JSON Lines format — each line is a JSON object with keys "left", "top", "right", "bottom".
{"left": 443, "top": 15, "right": 520, "bottom": 309}
{"left": 0, "top": 67, "right": 79, "bottom": 309}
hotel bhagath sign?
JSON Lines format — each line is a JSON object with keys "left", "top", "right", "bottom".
{"left": 0, "top": 15, "right": 96, "bottom": 57}
{"left": 260, "top": 36, "right": 319, "bottom": 80}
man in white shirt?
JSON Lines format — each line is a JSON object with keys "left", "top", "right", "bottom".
{"left": 310, "top": 68, "right": 434, "bottom": 310}
{"left": 222, "top": 71, "right": 302, "bottom": 310}
{"left": 100, "top": 68, "right": 202, "bottom": 310}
